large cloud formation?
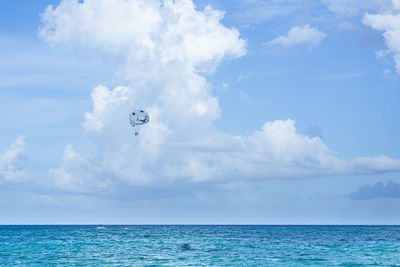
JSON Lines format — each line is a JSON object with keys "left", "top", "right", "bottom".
{"left": 37, "top": 0, "right": 400, "bottom": 194}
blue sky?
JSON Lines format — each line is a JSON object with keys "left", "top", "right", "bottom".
{"left": 1, "top": 0, "right": 400, "bottom": 224}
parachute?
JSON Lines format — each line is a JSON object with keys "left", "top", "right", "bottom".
{"left": 129, "top": 110, "right": 149, "bottom": 136}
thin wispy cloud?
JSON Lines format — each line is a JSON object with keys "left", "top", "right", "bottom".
{"left": 266, "top": 24, "right": 326, "bottom": 49}
{"left": 311, "top": 72, "right": 363, "bottom": 80}
{"left": 323, "top": 0, "right": 395, "bottom": 17}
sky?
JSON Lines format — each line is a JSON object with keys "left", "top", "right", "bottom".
{"left": 0, "top": 0, "right": 400, "bottom": 224}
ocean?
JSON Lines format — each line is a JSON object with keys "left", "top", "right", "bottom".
{"left": 0, "top": 225, "right": 399, "bottom": 266}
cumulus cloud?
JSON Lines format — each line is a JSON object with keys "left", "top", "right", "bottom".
{"left": 0, "top": 136, "right": 30, "bottom": 183}
{"left": 39, "top": 0, "right": 246, "bottom": 74}
{"left": 39, "top": 0, "right": 161, "bottom": 48}
{"left": 266, "top": 24, "right": 326, "bottom": 49}
{"left": 349, "top": 180, "right": 400, "bottom": 200}
{"left": 363, "top": 3, "right": 400, "bottom": 74}
{"left": 38, "top": 0, "right": 400, "bottom": 194}
{"left": 48, "top": 145, "right": 103, "bottom": 192}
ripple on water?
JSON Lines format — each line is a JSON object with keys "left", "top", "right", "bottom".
{"left": 0, "top": 225, "right": 400, "bottom": 265}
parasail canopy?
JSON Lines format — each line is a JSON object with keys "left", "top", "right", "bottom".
{"left": 129, "top": 109, "right": 149, "bottom": 127}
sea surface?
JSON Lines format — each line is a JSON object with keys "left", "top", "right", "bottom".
{"left": 0, "top": 225, "right": 399, "bottom": 266}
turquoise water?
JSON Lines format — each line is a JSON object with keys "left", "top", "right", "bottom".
{"left": 1, "top": 225, "right": 400, "bottom": 266}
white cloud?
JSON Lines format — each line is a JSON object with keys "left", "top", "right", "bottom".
{"left": 0, "top": 136, "right": 30, "bottom": 183}
{"left": 49, "top": 117, "right": 400, "bottom": 193}
{"left": 39, "top": 0, "right": 246, "bottom": 73}
{"left": 83, "top": 85, "right": 130, "bottom": 132}
{"left": 39, "top": 0, "right": 162, "bottom": 48}
{"left": 363, "top": 3, "right": 400, "bottom": 73}
{"left": 266, "top": 24, "right": 326, "bottom": 49}
{"left": 38, "top": 0, "right": 400, "bottom": 195}
{"left": 48, "top": 145, "right": 107, "bottom": 192}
